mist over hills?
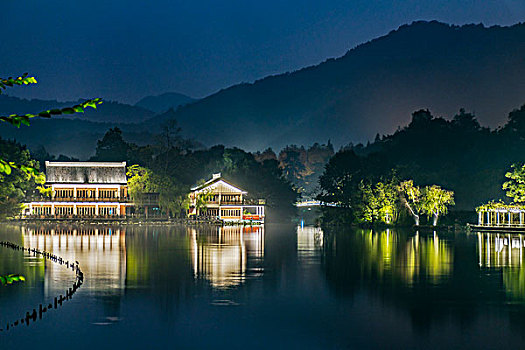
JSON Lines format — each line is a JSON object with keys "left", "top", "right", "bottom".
{"left": 135, "top": 92, "right": 196, "bottom": 113}
{"left": 0, "top": 94, "right": 155, "bottom": 124}
{"left": 2, "top": 20, "right": 525, "bottom": 157}
{"left": 168, "top": 20, "right": 525, "bottom": 150}
{"left": 0, "top": 95, "right": 158, "bottom": 158}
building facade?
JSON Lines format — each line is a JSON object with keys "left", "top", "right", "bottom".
{"left": 188, "top": 173, "right": 265, "bottom": 223}
{"left": 24, "top": 161, "right": 133, "bottom": 218}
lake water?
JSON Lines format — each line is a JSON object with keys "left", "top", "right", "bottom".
{"left": 1, "top": 223, "right": 525, "bottom": 349}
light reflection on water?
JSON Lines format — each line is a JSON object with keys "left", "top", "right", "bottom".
{"left": 2, "top": 224, "right": 525, "bottom": 348}
{"left": 21, "top": 224, "right": 265, "bottom": 293}
{"left": 189, "top": 225, "right": 264, "bottom": 289}
{"left": 477, "top": 232, "right": 525, "bottom": 300}
{"left": 361, "top": 229, "right": 453, "bottom": 286}
{"left": 22, "top": 225, "right": 126, "bottom": 297}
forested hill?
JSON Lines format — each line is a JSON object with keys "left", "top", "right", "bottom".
{"left": 318, "top": 107, "right": 525, "bottom": 212}
{"left": 3, "top": 21, "right": 525, "bottom": 158}
{"left": 167, "top": 21, "right": 525, "bottom": 151}
{"left": 0, "top": 95, "right": 164, "bottom": 159}
{"left": 135, "top": 92, "right": 196, "bottom": 113}
{"left": 0, "top": 94, "right": 155, "bottom": 123}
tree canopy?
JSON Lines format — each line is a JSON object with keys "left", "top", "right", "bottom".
{"left": 502, "top": 163, "right": 525, "bottom": 203}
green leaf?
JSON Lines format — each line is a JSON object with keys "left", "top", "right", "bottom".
{"left": 20, "top": 116, "right": 30, "bottom": 126}
{"left": 0, "top": 274, "right": 26, "bottom": 285}
{"left": 38, "top": 111, "right": 51, "bottom": 118}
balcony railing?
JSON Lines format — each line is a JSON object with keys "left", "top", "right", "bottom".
{"left": 219, "top": 200, "right": 243, "bottom": 205}
{"left": 28, "top": 197, "right": 131, "bottom": 203}
{"left": 202, "top": 199, "right": 265, "bottom": 206}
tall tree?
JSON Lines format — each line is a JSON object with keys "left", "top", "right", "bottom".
{"left": 502, "top": 163, "right": 525, "bottom": 203}
{"left": 398, "top": 180, "right": 423, "bottom": 225}
{"left": 93, "top": 127, "right": 130, "bottom": 161}
{"left": 421, "top": 185, "right": 455, "bottom": 226}
{"left": 356, "top": 178, "right": 398, "bottom": 224}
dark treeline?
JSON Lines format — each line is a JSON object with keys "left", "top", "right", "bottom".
{"left": 318, "top": 105, "right": 525, "bottom": 224}
{"left": 79, "top": 125, "right": 299, "bottom": 222}
{"left": 254, "top": 142, "right": 334, "bottom": 197}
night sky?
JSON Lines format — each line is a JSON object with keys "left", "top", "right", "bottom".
{"left": 2, "top": 0, "right": 524, "bottom": 104}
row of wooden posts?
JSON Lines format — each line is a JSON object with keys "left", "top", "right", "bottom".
{"left": 0, "top": 241, "right": 84, "bottom": 332}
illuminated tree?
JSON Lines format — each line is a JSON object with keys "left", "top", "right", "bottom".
{"left": 127, "top": 165, "right": 156, "bottom": 206}
{"left": 421, "top": 185, "right": 455, "bottom": 226}
{"left": 194, "top": 188, "right": 213, "bottom": 216}
{"left": 357, "top": 179, "right": 398, "bottom": 224}
{"left": 398, "top": 180, "right": 423, "bottom": 225}
{"left": 502, "top": 163, "right": 525, "bottom": 203}
{"left": 127, "top": 164, "right": 189, "bottom": 218}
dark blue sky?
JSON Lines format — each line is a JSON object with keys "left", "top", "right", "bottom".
{"left": 2, "top": 0, "right": 524, "bottom": 104}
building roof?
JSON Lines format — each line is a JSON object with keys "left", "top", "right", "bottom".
{"left": 191, "top": 173, "right": 247, "bottom": 194}
{"left": 45, "top": 161, "right": 127, "bottom": 184}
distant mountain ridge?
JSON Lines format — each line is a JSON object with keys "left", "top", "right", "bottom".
{"left": 0, "top": 94, "right": 155, "bottom": 124}
{"left": 3, "top": 21, "right": 525, "bottom": 157}
{"left": 135, "top": 92, "right": 195, "bottom": 113}
{"left": 166, "top": 21, "right": 525, "bottom": 150}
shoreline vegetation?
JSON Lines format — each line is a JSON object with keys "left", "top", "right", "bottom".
{"left": 314, "top": 107, "right": 525, "bottom": 228}
{"left": 4, "top": 74, "right": 525, "bottom": 229}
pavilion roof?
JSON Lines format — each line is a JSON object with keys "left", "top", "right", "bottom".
{"left": 191, "top": 173, "right": 247, "bottom": 194}
{"left": 476, "top": 202, "right": 525, "bottom": 213}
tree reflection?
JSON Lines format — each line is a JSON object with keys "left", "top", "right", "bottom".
{"left": 322, "top": 228, "right": 453, "bottom": 290}
{"left": 320, "top": 227, "right": 495, "bottom": 331}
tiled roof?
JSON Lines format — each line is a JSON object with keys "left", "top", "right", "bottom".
{"left": 45, "top": 161, "right": 127, "bottom": 184}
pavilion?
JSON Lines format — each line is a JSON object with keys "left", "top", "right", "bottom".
{"left": 473, "top": 202, "right": 525, "bottom": 231}
{"left": 188, "top": 173, "right": 265, "bottom": 223}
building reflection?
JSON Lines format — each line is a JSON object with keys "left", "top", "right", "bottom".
{"left": 297, "top": 226, "right": 323, "bottom": 261}
{"left": 477, "top": 232, "right": 525, "bottom": 268}
{"left": 22, "top": 224, "right": 126, "bottom": 297}
{"left": 21, "top": 224, "right": 265, "bottom": 294}
{"left": 189, "top": 225, "right": 264, "bottom": 289}
{"left": 477, "top": 232, "right": 525, "bottom": 299}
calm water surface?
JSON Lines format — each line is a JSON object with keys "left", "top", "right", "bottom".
{"left": 1, "top": 223, "right": 525, "bottom": 349}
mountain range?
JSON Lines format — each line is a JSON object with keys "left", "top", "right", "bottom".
{"left": 168, "top": 20, "right": 525, "bottom": 150}
{"left": 0, "top": 94, "right": 193, "bottom": 158}
{"left": 2, "top": 20, "right": 525, "bottom": 157}
{"left": 134, "top": 92, "right": 196, "bottom": 113}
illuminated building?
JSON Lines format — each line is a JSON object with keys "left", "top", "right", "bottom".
{"left": 188, "top": 173, "right": 265, "bottom": 223}
{"left": 24, "top": 161, "right": 133, "bottom": 218}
